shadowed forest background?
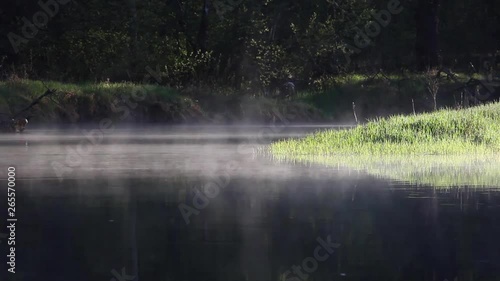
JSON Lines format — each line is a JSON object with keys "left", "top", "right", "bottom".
{"left": 0, "top": 0, "right": 499, "bottom": 123}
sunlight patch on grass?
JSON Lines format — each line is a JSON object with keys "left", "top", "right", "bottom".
{"left": 270, "top": 103, "right": 500, "bottom": 187}
{"left": 271, "top": 102, "right": 500, "bottom": 156}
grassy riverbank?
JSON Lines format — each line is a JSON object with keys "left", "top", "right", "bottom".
{"left": 0, "top": 73, "right": 495, "bottom": 125}
{"left": 0, "top": 79, "right": 323, "bottom": 124}
{"left": 271, "top": 102, "right": 500, "bottom": 156}
{"left": 1, "top": 69, "right": 493, "bottom": 124}
{"left": 297, "top": 72, "right": 492, "bottom": 121}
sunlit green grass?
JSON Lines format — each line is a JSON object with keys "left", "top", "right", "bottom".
{"left": 271, "top": 102, "right": 500, "bottom": 187}
{"left": 271, "top": 102, "right": 500, "bottom": 156}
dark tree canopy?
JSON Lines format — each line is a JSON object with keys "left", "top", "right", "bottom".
{"left": 0, "top": 0, "right": 498, "bottom": 89}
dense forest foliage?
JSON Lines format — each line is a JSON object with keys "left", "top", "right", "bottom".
{"left": 0, "top": 0, "right": 499, "bottom": 92}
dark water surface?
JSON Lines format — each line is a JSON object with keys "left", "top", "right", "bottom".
{"left": 1, "top": 126, "right": 500, "bottom": 281}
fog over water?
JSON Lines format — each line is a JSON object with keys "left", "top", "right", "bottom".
{"left": 0, "top": 125, "right": 354, "bottom": 180}
{"left": 1, "top": 125, "right": 500, "bottom": 281}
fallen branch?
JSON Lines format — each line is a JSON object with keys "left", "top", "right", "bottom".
{"left": 11, "top": 88, "right": 57, "bottom": 119}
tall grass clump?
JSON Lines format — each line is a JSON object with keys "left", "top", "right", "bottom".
{"left": 271, "top": 102, "right": 500, "bottom": 156}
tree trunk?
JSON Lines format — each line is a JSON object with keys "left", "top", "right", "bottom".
{"left": 415, "top": 0, "right": 440, "bottom": 70}
{"left": 127, "top": 0, "right": 138, "bottom": 79}
{"left": 197, "top": 0, "right": 210, "bottom": 53}
{"left": 173, "top": 0, "right": 196, "bottom": 52}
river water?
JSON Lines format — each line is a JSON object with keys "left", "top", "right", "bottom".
{"left": 1, "top": 125, "right": 499, "bottom": 281}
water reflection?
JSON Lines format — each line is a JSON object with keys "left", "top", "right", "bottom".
{"left": 278, "top": 154, "right": 500, "bottom": 188}
{"left": 9, "top": 175, "right": 500, "bottom": 281}
{"left": 1, "top": 127, "right": 500, "bottom": 280}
